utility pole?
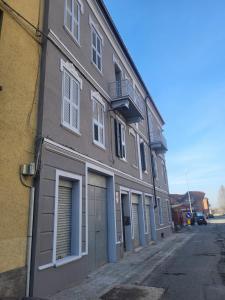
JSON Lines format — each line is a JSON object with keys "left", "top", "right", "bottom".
{"left": 185, "top": 171, "right": 193, "bottom": 214}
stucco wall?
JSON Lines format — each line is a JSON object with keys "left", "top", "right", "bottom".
{"left": 0, "top": 0, "right": 41, "bottom": 292}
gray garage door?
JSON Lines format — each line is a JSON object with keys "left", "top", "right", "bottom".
{"left": 88, "top": 172, "right": 108, "bottom": 272}
{"left": 132, "top": 194, "right": 140, "bottom": 248}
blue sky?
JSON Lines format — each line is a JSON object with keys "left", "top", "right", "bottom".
{"left": 104, "top": 0, "right": 225, "bottom": 207}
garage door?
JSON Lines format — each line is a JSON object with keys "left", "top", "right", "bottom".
{"left": 132, "top": 194, "right": 140, "bottom": 248}
{"left": 88, "top": 172, "right": 107, "bottom": 272}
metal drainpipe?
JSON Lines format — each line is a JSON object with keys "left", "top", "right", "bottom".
{"left": 19, "top": 172, "right": 35, "bottom": 297}
{"left": 144, "top": 96, "right": 158, "bottom": 209}
{"left": 26, "top": 186, "right": 35, "bottom": 297}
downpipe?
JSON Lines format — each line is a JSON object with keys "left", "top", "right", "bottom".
{"left": 26, "top": 186, "right": 35, "bottom": 297}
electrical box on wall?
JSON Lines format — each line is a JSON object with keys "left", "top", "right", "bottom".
{"left": 21, "top": 162, "right": 35, "bottom": 176}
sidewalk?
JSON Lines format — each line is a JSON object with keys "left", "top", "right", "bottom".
{"left": 49, "top": 229, "right": 194, "bottom": 300}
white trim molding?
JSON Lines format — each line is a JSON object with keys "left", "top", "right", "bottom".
{"left": 52, "top": 169, "right": 83, "bottom": 267}
{"left": 60, "top": 59, "right": 83, "bottom": 89}
{"left": 91, "top": 90, "right": 105, "bottom": 107}
{"left": 89, "top": 15, "right": 104, "bottom": 46}
{"left": 77, "top": 0, "right": 84, "bottom": 14}
{"left": 43, "top": 138, "right": 170, "bottom": 196}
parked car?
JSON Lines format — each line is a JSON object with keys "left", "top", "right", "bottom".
{"left": 208, "top": 214, "right": 214, "bottom": 218}
{"left": 197, "top": 215, "right": 207, "bottom": 225}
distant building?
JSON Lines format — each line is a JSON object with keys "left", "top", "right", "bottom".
{"left": 170, "top": 191, "right": 206, "bottom": 213}
{"left": 170, "top": 191, "right": 209, "bottom": 226}
{"left": 202, "top": 197, "right": 210, "bottom": 215}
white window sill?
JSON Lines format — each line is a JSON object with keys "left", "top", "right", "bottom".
{"left": 54, "top": 255, "right": 82, "bottom": 267}
{"left": 61, "top": 123, "right": 81, "bottom": 136}
{"left": 119, "top": 157, "right": 127, "bottom": 163}
{"left": 91, "top": 59, "right": 103, "bottom": 76}
{"left": 38, "top": 253, "right": 88, "bottom": 271}
{"left": 63, "top": 25, "right": 81, "bottom": 48}
{"left": 132, "top": 164, "right": 138, "bottom": 169}
{"left": 93, "top": 140, "right": 106, "bottom": 151}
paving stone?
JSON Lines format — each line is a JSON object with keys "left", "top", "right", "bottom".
{"left": 49, "top": 232, "right": 193, "bottom": 300}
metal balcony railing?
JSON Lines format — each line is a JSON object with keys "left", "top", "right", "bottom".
{"left": 150, "top": 131, "right": 168, "bottom": 152}
{"left": 109, "top": 79, "right": 145, "bottom": 122}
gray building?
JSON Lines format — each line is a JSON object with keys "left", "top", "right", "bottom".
{"left": 31, "top": 0, "right": 172, "bottom": 297}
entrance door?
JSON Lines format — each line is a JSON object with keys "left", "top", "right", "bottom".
{"left": 121, "top": 193, "right": 131, "bottom": 251}
{"left": 145, "top": 205, "right": 150, "bottom": 235}
{"left": 132, "top": 194, "right": 140, "bottom": 248}
{"left": 88, "top": 172, "right": 108, "bottom": 272}
{"left": 146, "top": 196, "right": 157, "bottom": 241}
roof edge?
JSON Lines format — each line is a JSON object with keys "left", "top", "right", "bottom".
{"left": 96, "top": 0, "right": 165, "bottom": 125}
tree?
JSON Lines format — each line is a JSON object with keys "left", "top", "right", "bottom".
{"left": 217, "top": 185, "right": 225, "bottom": 210}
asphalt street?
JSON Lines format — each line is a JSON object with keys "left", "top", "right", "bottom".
{"left": 142, "top": 216, "right": 225, "bottom": 300}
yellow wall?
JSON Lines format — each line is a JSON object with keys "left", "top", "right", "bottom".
{"left": 0, "top": 0, "right": 41, "bottom": 273}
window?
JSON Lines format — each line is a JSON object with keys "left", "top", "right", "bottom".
{"left": 140, "top": 141, "right": 147, "bottom": 172}
{"left": 167, "top": 200, "right": 172, "bottom": 223}
{"left": 162, "top": 160, "right": 167, "bottom": 183}
{"left": 62, "top": 68, "right": 80, "bottom": 133}
{"left": 54, "top": 171, "right": 82, "bottom": 265}
{"left": 114, "top": 119, "right": 126, "bottom": 159}
{"left": 157, "top": 198, "right": 163, "bottom": 225}
{"left": 129, "top": 130, "right": 138, "bottom": 167}
{"left": 65, "top": 0, "right": 81, "bottom": 42}
{"left": 93, "top": 97, "right": 105, "bottom": 147}
{"left": 91, "top": 26, "right": 102, "bottom": 71}
{"left": 152, "top": 153, "right": 158, "bottom": 179}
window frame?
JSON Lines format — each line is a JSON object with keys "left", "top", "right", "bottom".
{"left": 117, "top": 117, "right": 126, "bottom": 160}
{"left": 157, "top": 197, "right": 163, "bottom": 225}
{"left": 161, "top": 160, "right": 168, "bottom": 184}
{"left": 53, "top": 170, "right": 82, "bottom": 267}
{"left": 114, "top": 118, "right": 126, "bottom": 160}
{"left": 129, "top": 129, "right": 138, "bottom": 168}
{"left": 60, "top": 59, "right": 82, "bottom": 135}
{"left": 64, "top": 0, "right": 82, "bottom": 44}
{"left": 91, "top": 25, "right": 103, "bottom": 72}
{"left": 140, "top": 139, "right": 147, "bottom": 172}
{"left": 152, "top": 152, "right": 158, "bottom": 180}
{"left": 92, "top": 93, "right": 105, "bottom": 149}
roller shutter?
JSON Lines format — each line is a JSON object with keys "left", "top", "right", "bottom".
{"left": 56, "top": 180, "right": 73, "bottom": 260}
{"left": 145, "top": 205, "right": 150, "bottom": 233}
{"left": 132, "top": 203, "right": 140, "bottom": 248}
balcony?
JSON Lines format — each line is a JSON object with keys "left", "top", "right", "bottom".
{"left": 150, "top": 131, "right": 168, "bottom": 153}
{"left": 109, "top": 79, "right": 145, "bottom": 124}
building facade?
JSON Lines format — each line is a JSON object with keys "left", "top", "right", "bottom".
{"left": 0, "top": 0, "right": 43, "bottom": 297}
{"left": 30, "top": 0, "right": 172, "bottom": 297}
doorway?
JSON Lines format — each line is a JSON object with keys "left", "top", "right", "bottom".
{"left": 121, "top": 192, "right": 132, "bottom": 252}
